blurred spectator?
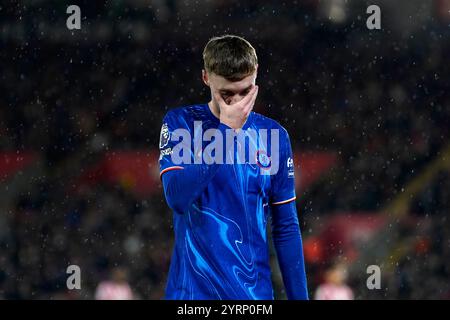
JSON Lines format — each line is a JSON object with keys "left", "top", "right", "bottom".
{"left": 314, "top": 263, "right": 354, "bottom": 300}
{"left": 95, "top": 267, "right": 134, "bottom": 300}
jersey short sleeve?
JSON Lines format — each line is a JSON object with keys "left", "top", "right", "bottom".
{"left": 159, "top": 111, "right": 187, "bottom": 177}
{"left": 270, "top": 127, "right": 297, "bottom": 205}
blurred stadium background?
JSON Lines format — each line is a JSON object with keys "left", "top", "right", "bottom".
{"left": 0, "top": 0, "right": 449, "bottom": 299}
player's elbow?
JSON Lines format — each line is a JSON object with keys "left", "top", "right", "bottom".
{"left": 163, "top": 186, "right": 187, "bottom": 214}
{"left": 162, "top": 173, "right": 189, "bottom": 214}
{"left": 164, "top": 192, "right": 188, "bottom": 214}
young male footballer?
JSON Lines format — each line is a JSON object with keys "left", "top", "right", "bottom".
{"left": 159, "top": 35, "right": 308, "bottom": 300}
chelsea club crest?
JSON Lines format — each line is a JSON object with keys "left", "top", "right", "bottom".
{"left": 256, "top": 150, "right": 271, "bottom": 170}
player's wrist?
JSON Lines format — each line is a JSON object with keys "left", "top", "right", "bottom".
{"left": 219, "top": 116, "right": 244, "bottom": 130}
{"left": 217, "top": 122, "right": 232, "bottom": 133}
{"left": 219, "top": 120, "right": 237, "bottom": 129}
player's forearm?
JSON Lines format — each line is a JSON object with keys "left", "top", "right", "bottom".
{"left": 272, "top": 201, "right": 309, "bottom": 300}
{"left": 162, "top": 122, "right": 231, "bottom": 214}
{"left": 274, "top": 231, "right": 309, "bottom": 300}
{"left": 162, "top": 163, "right": 222, "bottom": 213}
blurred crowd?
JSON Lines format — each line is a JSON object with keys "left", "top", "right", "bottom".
{"left": 0, "top": 181, "right": 172, "bottom": 299}
{"left": 348, "top": 171, "right": 450, "bottom": 299}
{"left": 0, "top": 1, "right": 449, "bottom": 299}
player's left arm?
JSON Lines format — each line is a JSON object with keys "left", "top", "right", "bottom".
{"left": 271, "top": 200, "right": 308, "bottom": 300}
{"left": 270, "top": 128, "right": 308, "bottom": 300}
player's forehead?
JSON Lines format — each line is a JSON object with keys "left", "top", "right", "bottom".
{"left": 211, "top": 72, "right": 256, "bottom": 92}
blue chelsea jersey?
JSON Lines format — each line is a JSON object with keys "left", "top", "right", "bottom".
{"left": 159, "top": 104, "right": 296, "bottom": 300}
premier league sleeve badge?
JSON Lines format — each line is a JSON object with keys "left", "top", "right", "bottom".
{"left": 159, "top": 123, "right": 171, "bottom": 149}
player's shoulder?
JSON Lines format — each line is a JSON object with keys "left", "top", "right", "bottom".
{"left": 162, "top": 104, "right": 206, "bottom": 124}
{"left": 163, "top": 104, "right": 198, "bottom": 119}
{"left": 250, "top": 111, "right": 289, "bottom": 135}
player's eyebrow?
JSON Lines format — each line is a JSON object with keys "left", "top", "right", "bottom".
{"left": 240, "top": 85, "right": 253, "bottom": 94}
{"left": 219, "top": 89, "right": 233, "bottom": 95}
{"left": 220, "top": 85, "right": 253, "bottom": 95}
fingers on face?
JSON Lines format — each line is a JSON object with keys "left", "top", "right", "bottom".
{"left": 243, "top": 85, "right": 258, "bottom": 114}
{"left": 241, "top": 85, "right": 258, "bottom": 105}
{"left": 213, "top": 90, "right": 226, "bottom": 107}
{"left": 215, "top": 85, "right": 258, "bottom": 111}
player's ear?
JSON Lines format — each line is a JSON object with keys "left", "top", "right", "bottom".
{"left": 202, "top": 70, "right": 210, "bottom": 87}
